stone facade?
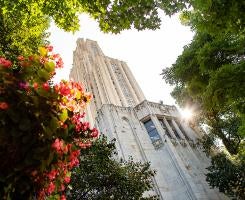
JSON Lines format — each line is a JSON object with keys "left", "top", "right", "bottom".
{"left": 70, "top": 39, "right": 227, "bottom": 200}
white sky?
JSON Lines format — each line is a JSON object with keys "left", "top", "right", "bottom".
{"left": 49, "top": 12, "right": 194, "bottom": 106}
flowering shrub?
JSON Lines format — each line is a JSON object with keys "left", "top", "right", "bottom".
{"left": 0, "top": 47, "right": 98, "bottom": 199}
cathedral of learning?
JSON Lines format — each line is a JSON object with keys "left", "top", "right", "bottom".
{"left": 69, "top": 39, "right": 227, "bottom": 200}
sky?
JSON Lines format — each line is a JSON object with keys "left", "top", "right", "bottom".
{"left": 49, "top": 12, "right": 194, "bottom": 107}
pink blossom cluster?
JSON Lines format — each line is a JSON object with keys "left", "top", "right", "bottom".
{"left": 0, "top": 46, "right": 100, "bottom": 200}
{"left": 0, "top": 57, "right": 12, "bottom": 68}
{"left": 34, "top": 139, "right": 83, "bottom": 199}
{"left": 55, "top": 80, "right": 92, "bottom": 112}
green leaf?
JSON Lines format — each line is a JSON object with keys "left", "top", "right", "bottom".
{"left": 44, "top": 61, "right": 55, "bottom": 72}
{"left": 50, "top": 116, "right": 59, "bottom": 132}
{"left": 66, "top": 171, "right": 71, "bottom": 177}
{"left": 46, "top": 152, "right": 54, "bottom": 166}
{"left": 37, "top": 69, "right": 50, "bottom": 81}
{"left": 59, "top": 109, "right": 68, "bottom": 122}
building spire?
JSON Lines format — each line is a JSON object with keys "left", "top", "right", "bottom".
{"left": 70, "top": 38, "right": 146, "bottom": 122}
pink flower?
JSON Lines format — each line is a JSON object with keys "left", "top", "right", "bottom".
{"left": 40, "top": 56, "right": 48, "bottom": 64}
{"left": 38, "top": 190, "right": 45, "bottom": 200}
{"left": 17, "top": 55, "right": 24, "bottom": 61}
{"left": 46, "top": 182, "right": 55, "bottom": 194}
{"left": 42, "top": 82, "right": 50, "bottom": 91}
{"left": 60, "top": 195, "right": 66, "bottom": 200}
{"left": 52, "top": 138, "right": 63, "bottom": 153}
{"left": 62, "top": 124, "right": 68, "bottom": 129}
{"left": 19, "top": 81, "right": 29, "bottom": 90}
{"left": 77, "top": 141, "right": 91, "bottom": 149}
{"left": 33, "top": 82, "right": 38, "bottom": 90}
{"left": 68, "top": 150, "right": 80, "bottom": 168}
{"left": 85, "top": 142, "right": 92, "bottom": 147}
{"left": 73, "top": 112, "right": 85, "bottom": 122}
{"left": 91, "top": 128, "right": 99, "bottom": 138}
{"left": 81, "top": 122, "right": 90, "bottom": 131}
{"left": 68, "top": 157, "right": 79, "bottom": 169}
{"left": 55, "top": 82, "right": 71, "bottom": 96}
{"left": 46, "top": 45, "right": 53, "bottom": 52}
{"left": 0, "top": 57, "right": 12, "bottom": 68}
{"left": 52, "top": 54, "right": 60, "bottom": 59}
{"left": 63, "top": 145, "right": 68, "bottom": 154}
{"left": 59, "top": 184, "right": 65, "bottom": 192}
{"left": 28, "top": 56, "right": 34, "bottom": 61}
{"left": 64, "top": 176, "right": 70, "bottom": 184}
{"left": 78, "top": 142, "right": 86, "bottom": 149}
{"left": 0, "top": 102, "right": 9, "bottom": 110}
{"left": 56, "top": 57, "right": 64, "bottom": 68}
{"left": 47, "top": 169, "right": 58, "bottom": 180}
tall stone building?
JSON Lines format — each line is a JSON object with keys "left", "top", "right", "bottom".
{"left": 70, "top": 39, "right": 226, "bottom": 200}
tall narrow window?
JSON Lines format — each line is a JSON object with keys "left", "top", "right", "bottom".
{"left": 159, "top": 119, "right": 172, "bottom": 138}
{"left": 166, "top": 119, "right": 181, "bottom": 139}
{"left": 143, "top": 119, "right": 163, "bottom": 148}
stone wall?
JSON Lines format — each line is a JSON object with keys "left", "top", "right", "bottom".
{"left": 95, "top": 102, "right": 226, "bottom": 200}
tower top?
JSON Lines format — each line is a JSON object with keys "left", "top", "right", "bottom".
{"left": 70, "top": 38, "right": 146, "bottom": 123}
{"left": 75, "top": 38, "right": 104, "bottom": 56}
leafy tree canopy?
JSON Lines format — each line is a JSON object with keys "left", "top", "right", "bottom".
{"left": 0, "top": 0, "right": 188, "bottom": 57}
{"left": 4, "top": 0, "right": 243, "bottom": 36}
{"left": 67, "top": 135, "right": 157, "bottom": 200}
{"left": 0, "top": 2, "right": 50, "bottom": 58}
{"left": 1, "top": 0, "right": 244, "bottom": 58}
{"left": 161, "top": 1, "right": 245, "bottom": 199}
{"left": 162, "top": 32, "right": 245, "bottom": 155}
{"left": 0, "top": 0, "right": 164, "bottom": 34}
{"left": 206, "top": 152, "right": 245, "bottom": 199}
{"left": 180, "top": 0, "right": 245, "bottom": 36}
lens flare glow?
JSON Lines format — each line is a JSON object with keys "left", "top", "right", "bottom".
{"left": 181, "top": 108, "right": 193, "bottom": 120}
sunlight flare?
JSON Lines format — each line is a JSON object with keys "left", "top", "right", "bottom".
{"left": 181, "top": 108, "right": 193, "bottom": 120}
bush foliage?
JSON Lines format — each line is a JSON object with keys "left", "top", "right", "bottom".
{"left": 0, "top": 46, "right": 98, "bottom": 199}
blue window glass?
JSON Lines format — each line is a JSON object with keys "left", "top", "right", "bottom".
{"left": 143, "top": 120, "right": 163, "bottom": 148}
{"left": 144, "top": 120, "right": 155, "bottom": 132}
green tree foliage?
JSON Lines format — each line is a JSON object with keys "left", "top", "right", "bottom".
{"left": 0, "top": 0, "right": 165, "bottom": 34}
{"left": 0, "top": 0, "right": 190, "bottom": 58}
{"left": 156, "top": 0, "right": 245, "bottom": 36}
{"left": 1, "top": 0, "right": 244, "bottom": 57}
{"left": 8, "top": 0, "right": 243, "bottom": 35}
{"left": 67, "top": 135, "right": 157, "bottom": 200}
{"left": 0, "top": 1, "right": 50, "bottom": 58}
{"left": 161, "top": 1, "right": 245, "bottom": 199}
{"left": 180, "top": 0, "right": 245, "bottom": 36}
{"left": 162, "top": 32, "right": 245, "bottom": 154}
{"left": 206, "top": 153, "right": 245, "bottom": 199}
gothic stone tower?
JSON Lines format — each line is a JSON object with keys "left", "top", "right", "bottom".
{"left": 70, "top": 39, "right": 226, "bottom": 200}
